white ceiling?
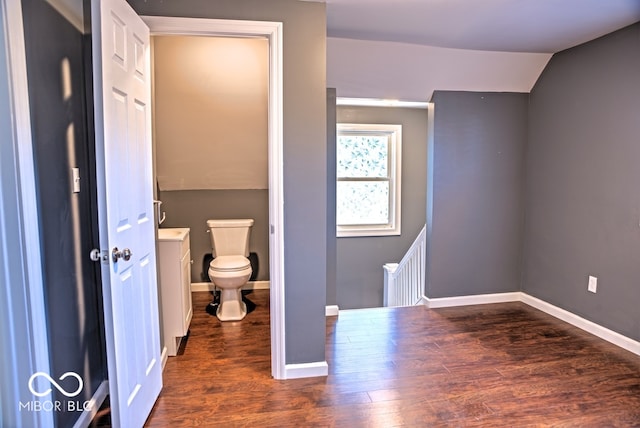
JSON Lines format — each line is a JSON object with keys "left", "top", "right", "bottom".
{"left": 326, "top": 0, "right": 640, "bottom": 53}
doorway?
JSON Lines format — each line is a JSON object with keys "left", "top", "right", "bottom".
{"left": 142, "top": 16, "right": 286, "bottom": 379}
{"left": 0, "top": 9, "right": 289, "bottom": 426}
{"left": 152, "top": 34, "right": 270, "bottom": 289}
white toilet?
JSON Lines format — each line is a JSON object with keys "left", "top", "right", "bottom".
{"left": 206, "top": 219, "right": 254, "bottom": 321}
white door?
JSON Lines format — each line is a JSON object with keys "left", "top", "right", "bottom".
{"left": 92, "top": 0, "right": 162, "bottom": 426}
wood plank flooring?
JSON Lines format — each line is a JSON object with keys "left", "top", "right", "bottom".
{"left": 145, "top": 290, "right": 640, "bottom": 427}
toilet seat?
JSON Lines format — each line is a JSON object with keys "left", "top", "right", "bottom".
{"left": 210, "top": 255, "right": 251, "bottom": 273}
{"left": 206, "top": 218, "right": 254, "bottom": 321}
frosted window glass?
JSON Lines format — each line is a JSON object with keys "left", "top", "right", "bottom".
{"left": 337, "top": 181, "right": 389, "bottom": 225}
{"left": 337, "top": 135, "right": 388, "bottom": 178}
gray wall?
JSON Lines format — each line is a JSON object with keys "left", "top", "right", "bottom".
{"left": 336, "top": 106, "right": 427, "bottom": 309}
{"left": 21, "top": 1, "right": 106, "bottom": 426}
{"left": 128, "top": 0, "right": 327, "bottom": 365}
{"left": 427, "top": 91, "right": 527, "bottom": 298}
{"left": 326, "top": 89, "right": 337, "bottom": 306}
{"left": 159, "top": 189, "right": 270, "bottom": 282}
{"left": 523, "top": 23, "right": 640, "bottom": 341}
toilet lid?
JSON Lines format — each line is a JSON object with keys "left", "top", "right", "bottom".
{"left": 210, "top": 255, "right": 251, "bottom": 272}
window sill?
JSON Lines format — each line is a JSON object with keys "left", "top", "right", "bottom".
{"left": 337, "top": 226, "right": 401, "bottom": 238}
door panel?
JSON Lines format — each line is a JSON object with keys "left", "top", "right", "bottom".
{"left": 92, "top": 0, "right": 161, "bottom": 425}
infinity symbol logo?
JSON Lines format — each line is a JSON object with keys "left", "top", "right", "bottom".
{"left": 28, "top": 372, "right": 84, "bottom": 398}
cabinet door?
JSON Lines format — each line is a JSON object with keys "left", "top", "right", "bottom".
{"left": 181, "top": 250, "right": 193, "bottom": 333}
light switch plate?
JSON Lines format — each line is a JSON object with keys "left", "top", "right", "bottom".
{"left": 72, "top": 167, "right": 80, "bottom": 193}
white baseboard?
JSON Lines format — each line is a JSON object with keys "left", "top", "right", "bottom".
{"left": 422, "top": 291, "right": 640, "bottom": 358}
{"left": 424, "top": 292, "right": 521, "bottom": 308}
{"left": 520, "top": 293, "right": 640, "bottom": 357}
{"left": 325, "top": 305, "right": 339, "bottom": 316}
{"left": 161, "top": 345, "right": 168, "bottom": 370}
{"left": 284, "top": 361, "right": 328, "bottom": 379}
{"left": 417, "top": 295, "right": 429, "bottom": 306}
{"left": 191, "top": 280, "right": 270, "bottom": 292}
{"left": 72, "top": 380, "right": 108, "bottom": 428}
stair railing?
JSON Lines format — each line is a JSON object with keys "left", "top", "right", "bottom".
{"left": 383, "top": 225, "right": 426, "bottom": 307}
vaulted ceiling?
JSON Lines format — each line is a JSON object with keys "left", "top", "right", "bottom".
{"left": 326, "top": 0, "right": 640, "bottom": 53}
{"left": 324, "top": 0, "right": 640, "bottom": 101}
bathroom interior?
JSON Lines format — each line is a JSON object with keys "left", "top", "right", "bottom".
{"left": 152, "top": 34, "right": 271, "bottom": 357}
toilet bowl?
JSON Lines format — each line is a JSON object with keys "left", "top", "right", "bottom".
{"left": 208, "top": 256, "right": 252, "bottom": 321}
{"left": 206, "top": 219, "right": 254, "bottom": 321}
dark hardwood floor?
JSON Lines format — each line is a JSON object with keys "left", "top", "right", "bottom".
{"left": 144, "top": 290, "right": 640, "bottom": 426}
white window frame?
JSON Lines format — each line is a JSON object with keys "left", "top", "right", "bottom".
{"left": 336, "top": 123, "right": 402, "bottom": 238}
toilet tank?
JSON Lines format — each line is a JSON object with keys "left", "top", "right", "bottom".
{"left": 206, "top": 219, "right": 254, "bottom": 257}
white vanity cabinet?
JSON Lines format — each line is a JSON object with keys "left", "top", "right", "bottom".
{"left": 157, "top": 227, "right": 193, "bottom": 356}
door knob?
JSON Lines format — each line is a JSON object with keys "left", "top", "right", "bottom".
{"left": 112, "top": 247, "right": 133, "bottom": 262}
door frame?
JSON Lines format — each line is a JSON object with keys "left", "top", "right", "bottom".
{"left": 142, "top": 16, "right": 286, "bottom": 379}
{"left": 0, "top": 0, "right": 52, "bottom": 426}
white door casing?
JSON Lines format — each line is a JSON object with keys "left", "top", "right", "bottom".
{"left": 142, "top": 16, "right": 286, "bottom": 380}
{"left": 92, "top": 0, "right": 162, "bottom": 426}
{"left": 0, "top": 0, "right": 53, "bottom": 426}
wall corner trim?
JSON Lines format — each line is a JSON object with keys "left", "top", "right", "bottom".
{"left": 417, "top": 295, "right": 429, "bottom": 306}
{"left": 160, "top": 346, "right": 168, "bottom": 370}
{"left": 284, "top": 361, "right": 329, "bottom": 379}
{"left": 421, "top": 291, "right": 640, "bottom": 357}
{"left": 325, "top": 305, "right": 339, "bottom": 316}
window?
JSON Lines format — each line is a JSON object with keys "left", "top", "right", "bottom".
{"left": 336, "top": 123, "right": 402, "bottom": 237}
